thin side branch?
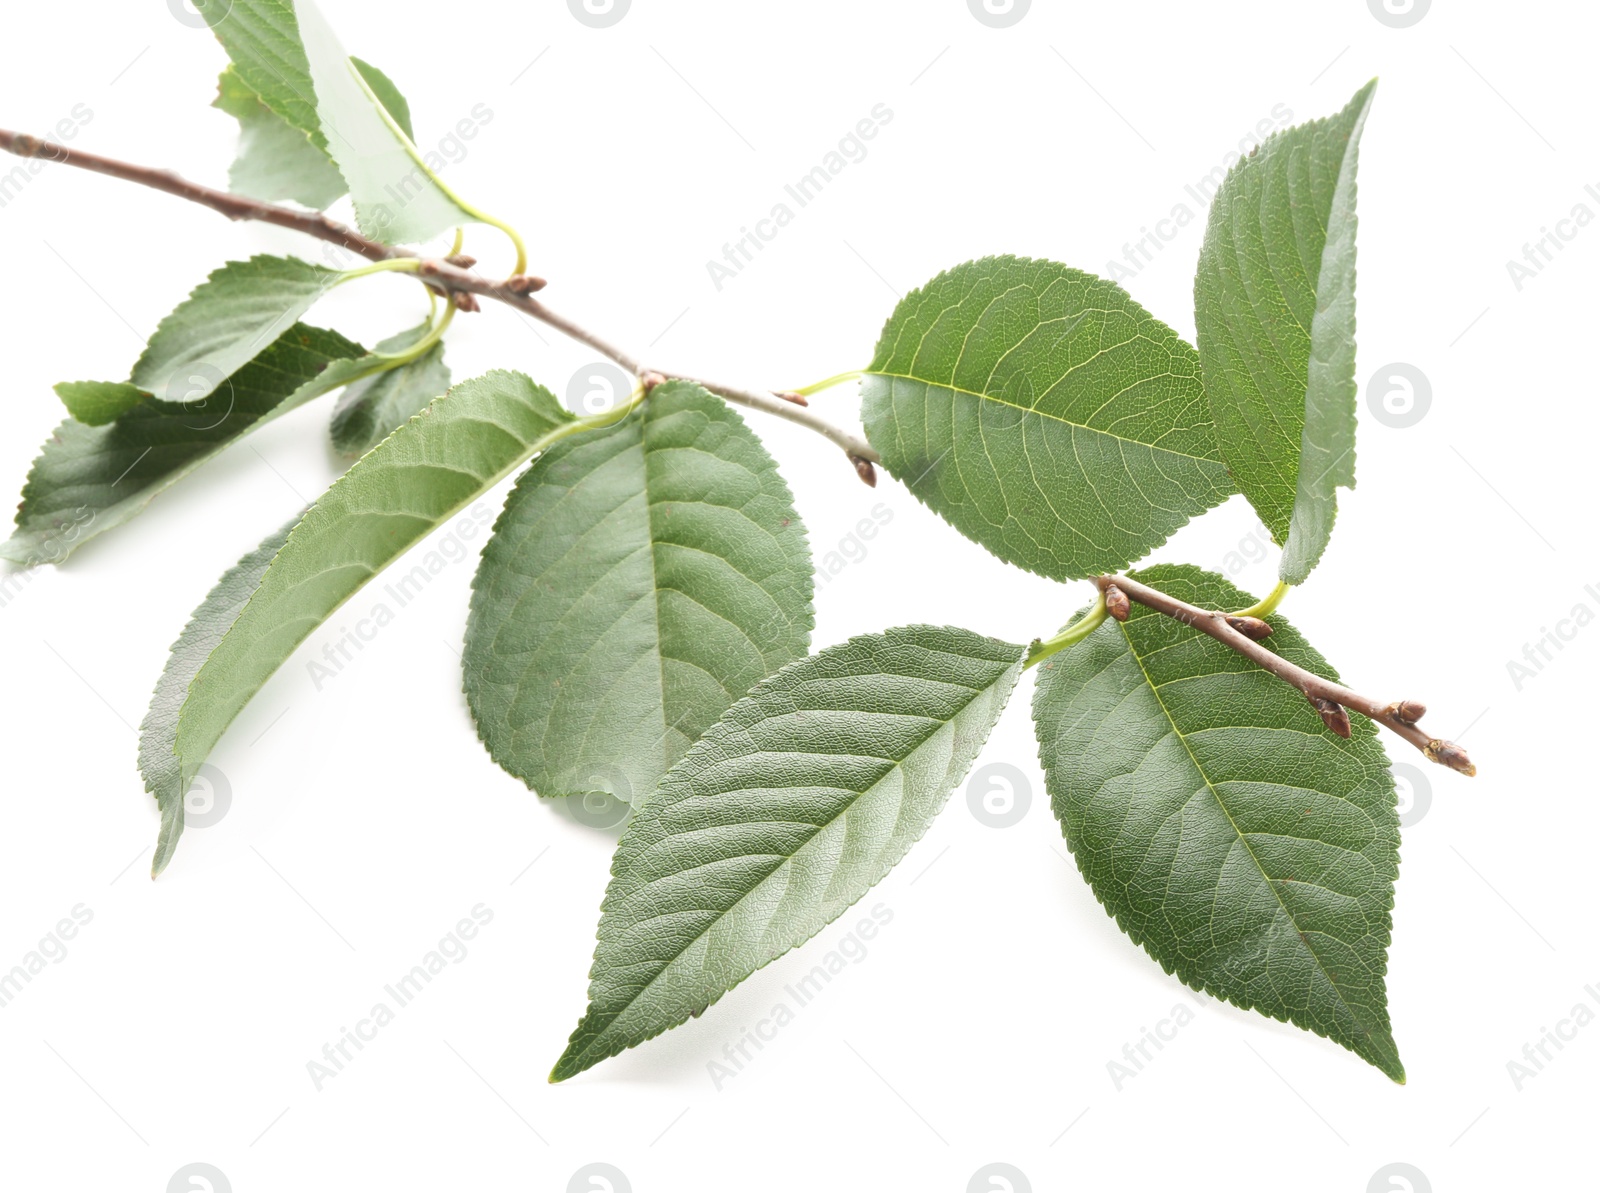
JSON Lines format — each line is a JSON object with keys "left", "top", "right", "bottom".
{"left": 0, "top": 128, "right": 880, "bottom": 478}
{"left": 1098, "top": 574, "right": 1476, "bottom": 775}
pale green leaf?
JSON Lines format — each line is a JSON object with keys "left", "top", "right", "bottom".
{"left": 1, "top": 324, "right": 362, "bottom": 566}
{"left": 53, "top": 381, "right": 150, "bottom": 427}
{"left": 552, "top": 625, "right": 1025, "bottom": 1080}
{"left": 465, "top": 380, "right": 813, "bottom": 808}
{"left": 1031, "top": 563, "right": 1403, "bottom": 1080}
{"left": 131, "top": 256, "right": 338, "bottom": 403}
{"left": 861, "top": 256, "right": 1233, "bottom": 581}
{"left": 1194, "top": 82, "right": 1376, "bottom": 585}
{"left": 212, "top": 59, "right": 415, "bottom": 210}
{"left": 140, "top": 515, "right": 300, "bottom": 876}
{"left": 295, "top": 0, "right": 480, "bottom": 244}
{"left": 146, "top": 371, "right": 571, "bottom": 874}
{"left": 328, "top": 322, "right": 450, "bottom": 456}
{"left": 213, "top": 65, "right": 346, "bottom": 208}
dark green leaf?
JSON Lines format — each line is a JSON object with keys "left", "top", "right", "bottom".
{"left": 1, "top": 324, "right": 362, "bottom": 566}
{"left": 1031, "top": 563, "right": 1403, "bottom": 1080}
{"left": 552, "top": 625, "right": 1025, "bottom": 1080}
{"left": 1194, "top": 82, "right": 1376, "bottom": 585}
{"left": 465, "top": 380, "right": 813, "bottom": 808}
{"left": 861, "top": 256, "right": 1233, "bottom": 580}
{"left": 328, "top": 322, "right": 450, "bottom": 456}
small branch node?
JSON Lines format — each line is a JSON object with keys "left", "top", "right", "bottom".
{"left": 849, "top": 455, "right": 878, "bottom": 487}
{"left": 1225, "top": 614, "right": 1273, "bottom": 640}
{"left": 1102, "top": 582, "right": 1131, "bottom": 622}
{"left": 1307, "top": 694, "right": 1352, "bottom": 739}
{"left": 444, "top": 253, "right": 478, "bottom": 270}
{"left": 775, "top": 390, "right": 810, "bottom": 407}
{"left": 1384, "top": 700, "right": 1427, "bottom": 725}
{"left": 505, "top": 274, "right": 547, "bottom": 295}
{"left": 639, "top": 370, "right": 668, "bottom": 393}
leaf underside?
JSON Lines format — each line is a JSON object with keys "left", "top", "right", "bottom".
{"left": 1031, "top": 563, "right": 1403, "bottom": 1081}
{"left": 294, "top": 0, "right": 478, "bottom": 243}
{"left": 861, "top": 255, "right": 1234, "bottom": 581}
{"left": 144, "top": 371, "right": 571, "bottom": 873}
{"left": 552, "top": 624, "right": 1025, "bottom": 1081}
{"left": 140, "top": 515, "right": 300, "bottom": 876}
{"left": 465, "top": 380, "right": 814, "bottom": 807}
{"left": 1194, "top": 82, "right": 1375, "bottom": 584}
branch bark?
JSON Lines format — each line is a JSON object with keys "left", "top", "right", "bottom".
{"left": 0, "top": 128, "right": 880, "bottom": 478}
{"left": 1097, "top": 574, "right": 1476, "bottom": 775}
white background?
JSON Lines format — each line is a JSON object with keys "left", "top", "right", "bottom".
{"left": 1, "top": 1, "right": 1595, "bottom": 1190}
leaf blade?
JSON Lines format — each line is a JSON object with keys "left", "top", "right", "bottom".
{"left": 147, "top": 371, "right": 571, "bottom": 873}
{"left": 130, "top": 255, "right": 338, "bottom": 403}
{"left": 328, "top": 321, "right": 450, "bottom": 456}
{"left": 861, "top": 256, "right": 1233, "bottom": 581}
{"left": 1031, "top": 563, "right": 1403, "bottom": 1080}
{"left": 53, "top": 381, "right": 150, "bottom": 427}
{"left": 1194, "top": 83, "right": 1376, "bottom": 584}
{"left": 552, "top": 625, "right": 1025, "bottom": 1080}
{"left": 465, "top": 381, "right": 814, "bottom": 809}
{"left": 2, "top": 323, "right": 363, "bottom": 565}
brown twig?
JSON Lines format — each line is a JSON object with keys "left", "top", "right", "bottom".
{"left": 0, "top": 128, "right": 880, "bottom": 480}
{"left": 1097, "top": 574, "right": 1476, "bottom": 776}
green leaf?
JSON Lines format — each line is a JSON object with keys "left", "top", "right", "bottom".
{"left": 212, "top": 58, "right": 415, "bottom": 210}
{"left": 130, "top": 256, "right": 339, "bottom": 403}
{"left": 140, "top": 515, "right": 300, "bottom": 876}
{"left": 551, "top": 625, "right": 1026, "bottom": 1081}
{"left": 1031, "top": 563, "right": 1403, "bottom": 1081}
{"left": 328, "top": 322, "right": 450, "bottom": 456}
{"left": 145, "top": 371, "right": 572, "bottom": 874}
{"left": 861, "top": 256, "right": 1233, "bottom": 581}
{"left": 1194, "top": 82, "right": 1376, "bottom": 585}
{"left": 201, "top": 0, "right": 327, "bottom": 151}
{"left": 1, "top": 324, "right": 362, "bottom": 566}
{"left": 53, "top": 381, "right": 150, "bottom": 427}
{"left": 465, "top": 380, "right": 813, "bottom": 809}
{"left": 294, "top": 0, "right": 482, "bottom": 244}
{"left": 213, "top": 65, "right": 346, "bottom": 209}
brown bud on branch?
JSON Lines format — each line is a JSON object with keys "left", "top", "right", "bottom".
{"left": 849, "top": 455, "right": 878, "bottom": 487}
{"left": 774, "top": 390, "right": 810, "bottom": 407}
{"left": 504, "top": 274, "right": 547, "bottom": 295}
{"left": 639, "top": 370, "right": 668, "bottom": 393}
{"left": 1103, "top": 583, "right": 1131, "bottom": 622}
{"left": 444, "top": 253, "right": 478, "bottom": 270}
{"left": 1424, "top": 739, "right": 1476, "bottom": 776}
{"left": 1226, "top": 615, "right": 1273, "bottom": 640}
{"left": 1307, "top": 693, "right": 1352, "bottom": 738}
{"left": 1384, "top": 700, "right": 1427, "bottom": 725}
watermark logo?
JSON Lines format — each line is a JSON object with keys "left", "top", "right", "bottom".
{"left": 568, "top": 0, "right": 630, "bottom": 28}
{"left": 568, "top": 1163, "right": 631, "bottom": 1192}
{"left": 967, "top": 762, "right": 1031, "bottom": 828}
{"left": 168, "top": 0, "right": 232, "bottom": 29}
{"left": 1366, "top": 0, "right": 1430, "bottom": 29}
{"left": 1106, "top": 998, "right": 1200, "bottom": 1090}
{"left": 1368, "top": 1162, "right": 1431, "bottom": 1192}
{"left": 1390, "top": 763, "right": 1431, "bottom": 828}
{"left": 566, "top": 768, "right": 633, "bottom": 830}
{"left": 0, "top": 904, "right": 95, "bottom": 1010}
{"left": 967, "top": 0, "right": 1030, "bottom": 29}
{"left": 184, "top": 764, "right": 232, "bottom": 830}
{"left": 1366, "top": 363, "right": 1431, "bottom": 429}
{"left": 566, "top": 361, "right": 635, "bottom": 416}
{"left": 168, "top": 1164, "right": 230, "bottom": 1193}
{"left": 1506, "top": 983, "right": 1600, "bottom": 1091}
{"left": 968, "top": 1163, "right": 1031, "bottom": 1192}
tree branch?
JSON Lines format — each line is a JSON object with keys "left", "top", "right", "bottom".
{"left": 0, "top": 128, "right": 880, "bottom": 479}
{"left": 1098, "top": 574, "right": 1476, "bottom": 776}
